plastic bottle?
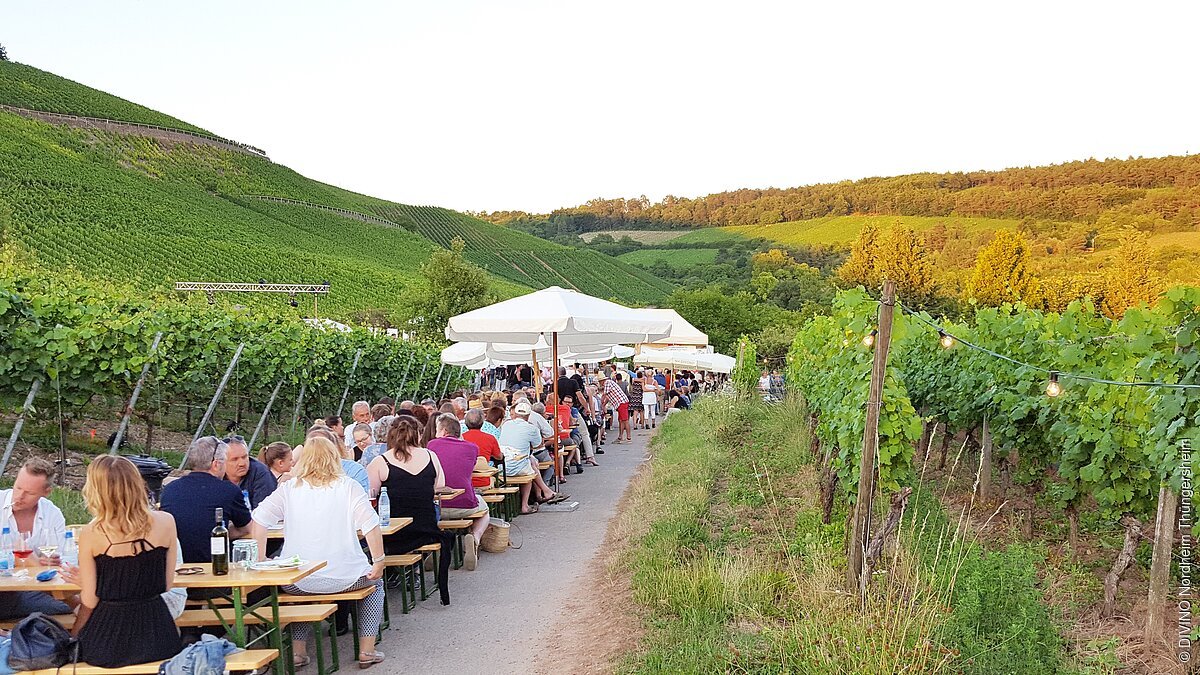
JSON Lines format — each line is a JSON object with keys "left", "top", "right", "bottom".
{"left": 242, "top": 490, "right": 252, "bottom": 511}
{"left": 61, "top": 531, "right": 79, "bottom": 567}
{"left": 378, "top": 487, "right": 391, "bottom": 527}
{"left": 0, "top": 527, "right": 13, "bottom": 576}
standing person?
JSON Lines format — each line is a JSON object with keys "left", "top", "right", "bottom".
{"left": 73, "top": 456, "right": 181, "bottom": 668}
{"left": 600, "top": 373, "right": 631, "bottom": 444}
{"left": 223, "top": 435, "right": 277, "bottom": 508}
{"left": 159, "top": 437, "right": 251, "bottom": 564}
{"left": 250, "top": 436, "right": 388, "bottom": 669}
{"left": 628, "top": 370, "right": 644, "bottom": 430}
{"left": 641, "top": 370, "right": 661, "bottom": 429}
{"left": 428, "top": 415, "right": 489, "bottom": 571}
{"left": 0, "top": 458, "right": 71, "bottom": 619}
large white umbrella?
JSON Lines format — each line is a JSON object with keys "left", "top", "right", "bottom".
{"left": 635, "top": 348, "right": 736, "bottom": 374}
{"left": 445, "top": 287, "right": 672, "bottom": 347}
{"left": 446, "top": 287, "right": 671, "bottom": 485}
{"left": 635, "top": 308, "right": 708, "bottom": 347}
{"left": 441, "top": 341, "right": 634, "bottom": 369}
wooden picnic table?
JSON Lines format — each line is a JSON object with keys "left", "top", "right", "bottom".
{"left": 0, "top": 561, "right": 325, "bottom": 675}
{"left": 258, "top": 517, "right": 412, "bottom": 539}
{"left": 179, "top": 560, "right": 325, "bottom": 675}
{"left": 434, "top": 487, "right": 465, "bottom": 501}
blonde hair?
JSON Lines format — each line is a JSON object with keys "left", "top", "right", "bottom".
{"left": 83, "top": 456, "right": 152, "bottom": 539}
{"left": 293, "top": 436, "right": 343, "bottom": 488}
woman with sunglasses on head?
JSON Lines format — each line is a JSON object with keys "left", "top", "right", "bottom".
{"left": 72, "top": 456, "right": 181, "bottom": 667}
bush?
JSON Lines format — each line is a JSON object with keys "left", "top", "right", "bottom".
{"left": 941, "top": 544, "right": 1065, "bottom": 674}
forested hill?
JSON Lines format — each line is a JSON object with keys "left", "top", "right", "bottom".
{"left": 485, "top": 155, "right": 1200, "bottom": 232}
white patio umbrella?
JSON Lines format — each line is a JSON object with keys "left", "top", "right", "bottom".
{"left": 635, "top": 348, "right": 737, "bottom": 374}
{"left": 634, "top": 308, "right": 708, "bottom": 347}
{"left": 446, "top": 287, "right": 672, "bottom": 485}
{"left": 441, "top": 341, "right": 634, "bottom": 369}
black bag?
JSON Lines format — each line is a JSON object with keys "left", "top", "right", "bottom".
{"left": 8, "top": 612, "right": 77, "bottom": 670}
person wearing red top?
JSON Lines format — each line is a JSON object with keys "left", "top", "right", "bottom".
{"left": 462, "top": 409, "right": 502, "bottom": 489}
{"left": 427, "top": 414, "right": 489, "bottom": 571}
{"left": 547, "top": 394, "right": 580, "bottom": 478}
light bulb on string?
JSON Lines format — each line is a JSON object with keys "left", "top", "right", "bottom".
{"left": 1045, "top": 371, "right": 1062, "bottom": 398}
{"left": 938, "top": 329, "right": 955, "bottom": 349}
{"left": 862, "top": 329, "right": 878, "bottom": 348}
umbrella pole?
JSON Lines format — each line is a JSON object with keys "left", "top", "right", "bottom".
{"left": 552, "top": 332, "right": 561, "bottom": 490}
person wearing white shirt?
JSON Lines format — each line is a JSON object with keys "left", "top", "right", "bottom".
{"left": 0, "top": 458, "right": 72, "bottom": 619}
{"left": 344, "top": 401, "right": 372, "bottom": 448}
{"left": 251, "top": 435, "right": 386, "bottom": 669}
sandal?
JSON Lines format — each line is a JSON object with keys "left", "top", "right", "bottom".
{"left": 521, "top": 505, "right": 540, "bottom": 514}
{"left": 585, "top": 458, "right": 599, "bottom": 466}
{"left": 358, "top": 651, "right": 385, "bottom": 669}
{"left": 548, "top": 493, "right": 570, "bottom": 504}
{"left": 293, "top": 656, "right": 311, "bottom": 669}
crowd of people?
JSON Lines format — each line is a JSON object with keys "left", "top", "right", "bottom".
{"left": 0, "top": 361, "right": 721, "bottom": 670}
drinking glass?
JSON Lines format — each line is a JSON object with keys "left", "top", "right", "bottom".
{"left": 12, "top": 532, "right": 33, "bottom": 565}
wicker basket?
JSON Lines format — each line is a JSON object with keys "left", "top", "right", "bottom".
{"left": 479, "top": 519, "right": 510, "bottom": 553}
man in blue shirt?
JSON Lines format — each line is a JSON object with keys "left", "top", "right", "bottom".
{"left": 160, "top": 437, "right": 251, "bottom": 564}
{"left": 223, "top": 436, "right": 277, "bottom": 509}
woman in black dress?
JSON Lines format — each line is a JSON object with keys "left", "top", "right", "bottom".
{"left": 366, "top": 416, "right": 452, "bottom": 604}
{"left": 73, "top": 456, "right": 181, "bottom": 667}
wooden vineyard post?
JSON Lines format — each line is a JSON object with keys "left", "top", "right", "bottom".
{"left": 1146, "top": 485, "right": 1179, "bottom": 647}
{"left": 848, "top": 279, "right": 896, "bottom": 600}
{"left": 110, "top": 332, "right": 163, "bottom": 454}
{"left": 976, "top": 416, "right": 992, "bottom": 503}
{"left": 336, "top": 349, "right": 364, "bottom": 417}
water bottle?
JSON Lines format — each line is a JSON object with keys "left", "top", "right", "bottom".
{"left": 0, "top": 527, "right": 13, "bottom": 576}
{"left": 378, "top": 487, "right": 391, "bottom": 527}
{"left": 242, "top": 490, "right": 252, "bottom": 511}
{"left": 61, "top": 531, "right": 79, "bottom": 567}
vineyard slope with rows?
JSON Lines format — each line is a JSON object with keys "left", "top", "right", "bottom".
{"left": 0, "top": 61, "right": 675, "bottom": 318}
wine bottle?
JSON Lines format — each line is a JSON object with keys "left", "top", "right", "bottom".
{"left": 211, "top": 507, "right": 229, "bottom": 575}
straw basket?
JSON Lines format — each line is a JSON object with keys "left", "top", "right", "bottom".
{"left": 480, "top": 519, "right": 510, "bottom": 553}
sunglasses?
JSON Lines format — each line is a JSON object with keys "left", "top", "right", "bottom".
{"left": 175, "top": 566, "right": 204, "bottom": 575}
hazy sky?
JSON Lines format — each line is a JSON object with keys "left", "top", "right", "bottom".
{"left": 5, "top": 1, "right": 1197, "bottom": 213}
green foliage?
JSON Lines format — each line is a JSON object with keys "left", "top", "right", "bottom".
{"left": 0, "top": 263, "right": 471, "bottom": 423}
{"left": 731, "top": 337, "right": 758, "bottom": 398}
{"left": 0, "top": 61, "right": 211, "bottom": 134}
{"left": 667, "top": 288, "right": 763, "bottom": 353}
{"left": 401, "top": 238, "right": 496, "bottom": 342}
{"left": 618, "top": 247, "right": 719, "bottom": 267}
{"left": 786, "top": 288, "right": 921, "bottom": 495}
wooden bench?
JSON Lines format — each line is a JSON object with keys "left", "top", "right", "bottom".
{"left": 412, "top": 543, "right": 441, "bottom": 601}
{"left": 277, "top": 586, "right": 375, "bottom": 658}
{"left": 0, "top": 613, "right": 75, "bottom": 630}
{"left": 178, "top": 604, "right": 338, "bottom": 675}
{"left": 380, "top": 554, "right": 422, "bottom": 615}
{"left": 22, "top": 649, "right": 278, "bottom": 675}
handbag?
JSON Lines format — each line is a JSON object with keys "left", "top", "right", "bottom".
{"left": 7, "top": 612, "right": 77, "bottom": 671}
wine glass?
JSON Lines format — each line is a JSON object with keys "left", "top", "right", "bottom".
{"left": 12, "top": 532, "right": 33, "bottom": 566}
{"left": 35, "top": 531, "right": 59, "bottom": 562}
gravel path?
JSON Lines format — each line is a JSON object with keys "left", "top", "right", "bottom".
{"left": 330, "top": 430, "right": 651, "bottom": 674}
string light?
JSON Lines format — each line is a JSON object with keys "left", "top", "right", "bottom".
{"left": 938, "top": 329, "right": 955, "bottom": 349}
{"left": 862, "top": 329, "right": 878, "bottom": 348}
{"left": 895, "top": 300, "right": 1200, "bottom": 391}
{"left": 1045, "top": 371, "right": 1062, "bottom": 398}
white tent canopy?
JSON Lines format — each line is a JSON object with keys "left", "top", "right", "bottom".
{"left": 441, "top": 341, "right": 634, "bottom": 370}
{"left": 634, "top": 348, "right": 736, "bottom": 374}
{"left": 445, "top": 286, "right": 672, "bottom": 347}
{"left": 635, "top": 308, "right": 708, "bottom": 347}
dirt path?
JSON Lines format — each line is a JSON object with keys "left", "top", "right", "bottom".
{"left": 344, "top": 429, "right": 653, "bottom": 674}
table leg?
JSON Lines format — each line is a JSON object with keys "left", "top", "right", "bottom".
{"left": 232, "top": 588, "right": 246, "bottom": 646}
{"left": 270, "top": 587, "right": 287, "bottom": 675}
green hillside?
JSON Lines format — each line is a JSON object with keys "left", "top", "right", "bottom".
{"left": 618, "top": 248, "right": 719, "bottom": 267}
{"left": 0, "top": 62, "right": 212, "bottom": 135}
{"left": 0, "top": 61, "right": 673, "bottom": 320}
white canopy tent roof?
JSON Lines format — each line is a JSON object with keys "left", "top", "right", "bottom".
{"left": 634, "top": 347, "right": 736, "bottom": 374}
{"left": 441, "top": 341, "right": 634, "bottom": 370}
{"left": 445, "top": 286, "right": 672, "bottom": 347}
{"left": 635, "top": 308, "right": 708, "bottom": 347}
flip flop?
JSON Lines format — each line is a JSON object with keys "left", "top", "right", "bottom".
{"left": 521, "top": 505, "right": 540, "bottom": 514}
{"left": 548, "top": 494, "right": 570, "bottom": 504}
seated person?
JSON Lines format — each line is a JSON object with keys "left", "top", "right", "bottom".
{"left": 159, "top": 437, "right": 251, "bottom": 572}
{"left": 427, "top": 415, "right": 489, "bottom": 571}
{"left": 223, "top": 435, "right": 277, "bottom": 508}
{"left": 258, "top": 441, "right": 295, "bottom": 484}
{"left": 498, "top": 401, "right": 559, "bottom": 514}
{"left": 73, "top": 456, "right": 181, "bottom": 668}
{"left": 0, "top": 458, "right": 71, "bottom": 619}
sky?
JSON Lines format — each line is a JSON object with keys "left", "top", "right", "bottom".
{"left": 5, "top": 1, "right": 1198, "bottom": 214}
